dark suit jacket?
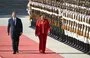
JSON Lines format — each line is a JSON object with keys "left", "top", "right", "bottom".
{"left": 7, "top": 17, "right": 23, "bottom": 37}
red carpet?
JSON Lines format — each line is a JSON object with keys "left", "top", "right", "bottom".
{"left": 0, "top": 26, "right": 63, "bottom": 58}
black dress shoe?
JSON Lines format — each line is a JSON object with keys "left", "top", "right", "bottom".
{"left": 16, "top": 50, "right": 19, "bottom": 53}
{"left": 13, "top": 52, "right": 16, "bottom": 54}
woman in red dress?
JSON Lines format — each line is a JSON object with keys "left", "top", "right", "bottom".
{"left": 35, "top": 15, "right": 50, "bottom": 53}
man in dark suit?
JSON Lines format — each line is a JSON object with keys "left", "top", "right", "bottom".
{"left": 7, "top": 11, "right": 23, "bottom": 54}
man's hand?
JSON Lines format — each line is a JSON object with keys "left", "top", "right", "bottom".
{"left": 8, "top": 33, "right": 9, "bottom": 35}
{"left": 20, "top": 32, "right": 22, "bottom": 36}
{"left": 35, "top": 34, "right": 37, "bottom": 37}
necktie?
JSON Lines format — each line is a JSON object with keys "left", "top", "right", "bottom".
{"left": 13, "top": 19, "right": 16, "bottom": 25}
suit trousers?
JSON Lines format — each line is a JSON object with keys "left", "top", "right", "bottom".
{"left": 11, "top": 35, "right": 20, "bottom": 52}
